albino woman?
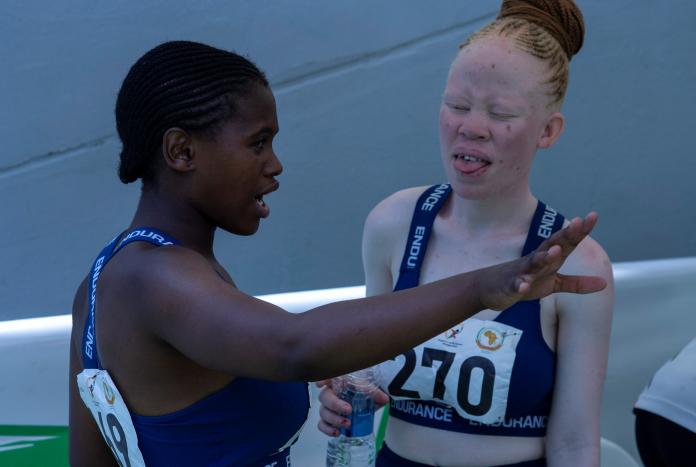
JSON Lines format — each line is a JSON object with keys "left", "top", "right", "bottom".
{"left": 318, "top": 1, "right": 614, "bottom": 466}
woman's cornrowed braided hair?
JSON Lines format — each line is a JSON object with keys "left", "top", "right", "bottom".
{"left": 461, "top": 0, "right": 585, "bottom": 106}
{"left": 115, "top": 41, "right": 269, "bottom": 184}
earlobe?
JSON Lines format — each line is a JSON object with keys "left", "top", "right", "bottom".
{"left": 162, "top": 128, "right": 196, "bottom": 173}
{"left": 538, "top": 112, "right": 565, "bottom": 149}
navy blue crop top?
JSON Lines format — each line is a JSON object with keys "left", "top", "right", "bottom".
{"left": 81, "top": 228, "right": 310, "bottom": 466}
{"left": 385, "top": 185, "right": 564, "bottom": 437}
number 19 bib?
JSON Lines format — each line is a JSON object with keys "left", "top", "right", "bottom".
{"left": 376, "top": 318, "right": 523, "bottom": 425}
{"left": 77, "top": 369, "right": 146, "bottom": 467}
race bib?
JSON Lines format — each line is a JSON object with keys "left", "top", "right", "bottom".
{"left": 376, "top": 318, "right": 522, "bottom": 424}
{"left": 77, "top": 369, "right": 146, "bottom": 467}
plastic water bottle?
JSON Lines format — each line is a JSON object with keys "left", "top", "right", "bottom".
{"left": 326, "top": 368, "right": 377, "bottom": 467}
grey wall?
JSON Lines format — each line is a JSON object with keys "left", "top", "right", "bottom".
{"left": 2, "top": 0, "right": 695, "bottom": 321}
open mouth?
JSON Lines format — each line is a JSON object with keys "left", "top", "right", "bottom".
{"left": 453, "top": 153, "right": 491, "bottom": 175}
{"left": 254, "top": 195, "right": 270, "bottom": 218}
{"left": 254, "top": 181, "right": 279, "bottom": 218}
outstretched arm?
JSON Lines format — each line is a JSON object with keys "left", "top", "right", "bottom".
{"left": 141, "top": 212, "right": 604, "bottom": 383}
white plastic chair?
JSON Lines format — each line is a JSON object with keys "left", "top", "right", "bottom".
{"left": 600, "top": 437, "right": 641, "bottom": 467}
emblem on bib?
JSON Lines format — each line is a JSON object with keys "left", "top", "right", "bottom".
{"left": 476, "top": 327, "right": 506, "bottom": 351}
{"left": 103, "top": 380, "right": 116, "bottom": 405}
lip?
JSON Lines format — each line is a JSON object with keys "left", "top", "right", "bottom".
{"left": 450, "top": 148, "right": 491, "bottom": 177}
{"left": 254, "top": 181, "right": 278, "bottom": 220}
{"left": 258, "top": 180, "right": 280, "bottom": 197}
{"left": 450, "top": 147, "right": 491, "bottom": 163}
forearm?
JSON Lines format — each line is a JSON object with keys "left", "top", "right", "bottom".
{"left": 271, "top": 222, "right": 599, "bottom": 381}
{"left": 167, "top": 216, "right": 598, "bottom": 381}
{"left": 285, "top": 267, "right": 488, "bottom": 381}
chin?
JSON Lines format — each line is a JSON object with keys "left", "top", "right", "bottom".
{"left": 457, "top": 189, "right": 490, "bottom": 201}
{"left": 222, "top": 221, "right": 261, "bottom": 236}
{"left": 447, "top": 180, "right": 491, "bottom": 200}
{"left": 239, "top": 224, "right": 261, "bottom": 236}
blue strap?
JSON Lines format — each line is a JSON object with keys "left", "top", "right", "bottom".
{"left": 82, "top": 228, "right": 178, "bottom": 369}
{"left": 393, "top": 190, "right": 565, "bottom": 292}
{"left": 521, "top": 202, "right": 565, "bottom": 257}
{"left": 394, "top": 184, "right": 452, "bottom": 291}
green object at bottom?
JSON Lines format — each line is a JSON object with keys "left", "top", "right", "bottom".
{"left": 0, "top": 415, "right": 385, "bottom": 466}
{"left": 0, "top": 425, "right": 69, "bottom": 467}
{"left": 375, "top": 404, "right": 389, "bottom": 452}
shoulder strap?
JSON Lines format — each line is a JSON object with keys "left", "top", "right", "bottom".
{"left": 521, "top": 201, "right": 566, "bottom": 257}
{"left": 394, "top": 184, "right": 452, "bottom": 291}
{"left": 82, "top": 228, "right": 178, "bottom": 369}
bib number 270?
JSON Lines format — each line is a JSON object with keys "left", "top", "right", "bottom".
{"left": 388, "top": 348, "right": 495, "bottom": 416}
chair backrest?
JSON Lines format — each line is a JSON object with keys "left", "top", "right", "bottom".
{"left": 600, "top": 437, "right": 641, "bottom": 467}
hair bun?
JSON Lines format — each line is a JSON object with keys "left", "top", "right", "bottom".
{"left": 498, "top": 0, "right": 585, "bottom": 59}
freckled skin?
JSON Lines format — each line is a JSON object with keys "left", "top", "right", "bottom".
{"left": 439, "top": 37, "right": 558, "bottom": 201}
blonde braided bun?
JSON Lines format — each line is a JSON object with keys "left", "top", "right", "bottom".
{"left": 498, "top": 0, "right": 584, "bottom": 59}
{"left": 461, "top": 0, "right": 585, "bottom": 105}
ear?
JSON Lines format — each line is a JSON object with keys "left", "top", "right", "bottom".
{"left": 162, "top": 128, "right": 196, "bottom": 173}
{"left": 537, "top": 112, "right": 564, "bottom": 149}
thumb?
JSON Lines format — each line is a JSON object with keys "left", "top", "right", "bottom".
{"left": 555, "top": 273, "right": 607, "bottom": 294}
{"left": 315, "top": 379, "right": 332, "bottom": 388}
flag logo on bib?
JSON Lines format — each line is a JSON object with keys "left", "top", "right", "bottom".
{"left": 444, "top": 325, "right": 463, "bottom": 340}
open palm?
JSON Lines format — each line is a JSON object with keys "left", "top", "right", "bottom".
{"left": 481, "top": 213, "right": 606, "bottom": 311}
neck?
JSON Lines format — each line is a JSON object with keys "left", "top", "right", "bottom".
{"left": 129, "top": 184, "right": 216, "bottom": 258}
{"left": 442, "top": 186, "right": 538, "bottom": 238}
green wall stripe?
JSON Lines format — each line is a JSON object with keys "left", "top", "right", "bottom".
{"left": 0, "top": 425, "right": 69, "bottom": 467}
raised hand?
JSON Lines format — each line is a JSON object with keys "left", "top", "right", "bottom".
{"left": 480, "top": 212, "right": 606, "bottom": 311}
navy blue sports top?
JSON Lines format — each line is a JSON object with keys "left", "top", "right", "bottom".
{"left": 385, "top": 185, "right": 564, "bottom": 437}
{"left": 81, "top": 228, "right": 310, "bottom": 466}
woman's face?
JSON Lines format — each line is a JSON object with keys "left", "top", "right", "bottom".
{"left": 439, "top": 37, "right": 560, "bottom": 201}
{"left": 190, "top": 84, "right": 283, "bottom": 236}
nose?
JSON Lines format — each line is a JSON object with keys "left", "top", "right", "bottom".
{"left": 457, "top": 111, "right": 490, "bottom": 141}
{"left": 265, "top": 150, "right": 283, "bottom": 177}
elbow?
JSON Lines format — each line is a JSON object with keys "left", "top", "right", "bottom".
{"left": 276, "top": 338, "right": 328, "bottom": 382}
{"left": 546, "top": 431, "right": 600, "bottom": 466}
{"left": 270, "top": 321, "right": 334, "bottom": 382}
{"left": 268, "top": 312, "right": 357, "bottom": 381}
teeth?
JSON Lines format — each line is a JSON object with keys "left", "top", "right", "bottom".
{"left": 457, "top": 154, "right": 484, "bottom": 162}
{"left": 256, "top": 197, "right": 266, "bottom": 207}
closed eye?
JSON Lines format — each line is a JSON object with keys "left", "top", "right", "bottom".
{"left": 447, "top": 103, "right": 470, "bottom": 112}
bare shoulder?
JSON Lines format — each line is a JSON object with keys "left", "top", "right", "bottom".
{"left": 562, "top": 233, "right": 613, "bottom": 279}
{"left": 364, "top": 185, "right": 431, "bottom": 241}
{"left": 104, "top": 243, "right": 246, "bottom": 333}
{"left": 557, "top": 233, "right": 614, "bottom": 320}
{"left": 362, "top": 186, "right": 432, "bottom": 295}
{"left": 127, "top": 243, "right": 218, "bottom": 280}
{"left": 115, "top": 243, "right": 238, "bottom": 304}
